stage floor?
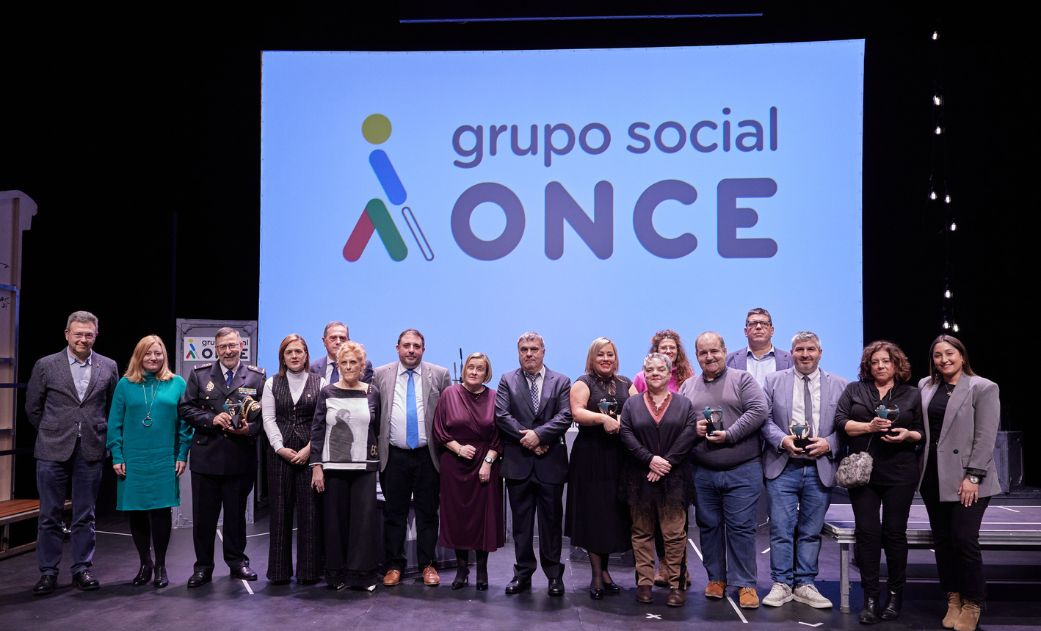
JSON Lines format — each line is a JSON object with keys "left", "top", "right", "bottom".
{"left": 1, "top": 509, "right": 1039, "bottom": 630}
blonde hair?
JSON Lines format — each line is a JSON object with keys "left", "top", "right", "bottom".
{"left": 584, "top": 337, "right": 618, "bottom": 375}
{"left": 336, "top": 340, "right": 366, "bottom": 365}
{"left": 125, "top": 335, "right": 175, "bottom": 383}
{"left": 463, "top": 352, "right": 493, "bottom": 384}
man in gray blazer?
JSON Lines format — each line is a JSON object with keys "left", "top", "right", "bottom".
{"left": 760, "top": 331, "right": 848, "bottom": 609}
{"left": 725, "top": 307, "right": 793, "bottom": 386}
{"left": 24, "top": 311, "right": 118, "bottom": 595}
{"left": 310, "top": 321, "right": 373, "bottom": 384}
{"left": 372, "top": 329, "right": 450, "bottom": 587}
{"left": 495, "top": 332, "right": 572, "bottom": 596}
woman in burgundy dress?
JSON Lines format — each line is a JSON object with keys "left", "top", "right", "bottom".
{"left": 433, "top": 352, "right": 504, "bottom": 591}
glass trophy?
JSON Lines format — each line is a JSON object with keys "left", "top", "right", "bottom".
{"left": 875, "top": 403, "right": 901, "bottom": 435}
{"left": 702, "top": 407, "right": 723, "bottom": 434}
{"left": 598, "top": 398, "right": 618, "bottom": 418}
{"left": 790, "top": 418, "right": 811, "bottom": 450}
{"left": 224, "top": 398, "right": 246, "bottom": 429}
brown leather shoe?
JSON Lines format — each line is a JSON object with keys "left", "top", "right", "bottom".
{"left": 666, "top": 588, "right": 686, "bottom": 607}
{"left": 422, "top": 565, "right": 440, "bottom": 586}
{"left": 636, "top": 584, "right": 653, "bottom": 604}
{"left": 704, "top": 580, "right": 726, "bottom": 599}
{"left": 383, "top": 569, "right": 401, "bottom": 587}
{"left": 739, "top": 586, "right": 760, "bottom": 609}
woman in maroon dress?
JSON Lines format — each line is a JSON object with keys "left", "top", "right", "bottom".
{"left": 433, "top": 352, "right": 504, "bottom": 591}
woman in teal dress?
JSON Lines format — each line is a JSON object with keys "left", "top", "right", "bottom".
{"left": 107, "top": 335, "right": 193, "bottom": 588}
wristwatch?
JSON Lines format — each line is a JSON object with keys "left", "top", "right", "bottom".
{"left": 966, "top": 474, "right": 981, "bottom": 485}
{"left": 484, "top": 454, "right": 496, "bottom": 464}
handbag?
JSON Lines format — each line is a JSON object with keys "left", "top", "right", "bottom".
{"left": 835, "top": 436, "right": 874, "bottom": 489}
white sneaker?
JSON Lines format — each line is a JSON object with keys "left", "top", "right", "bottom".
{"left": 793, "top": 583, "right": 833, "bottom": 609}
{"left": 762, "top": 582, "right": 793, "bottom": 607}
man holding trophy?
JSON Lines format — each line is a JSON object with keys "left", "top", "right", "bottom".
{"left": 179, "top": 327, "right": 266, "bottom": 587}
{"left": 760, "top": 332, "right": 848, "bottom": 609}
{"left": 678, "top": 332, "right": 767, "bottom": 609}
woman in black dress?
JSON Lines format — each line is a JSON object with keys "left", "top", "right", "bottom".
{"left": 835, "top": 340, "right": 923, "bottom": 624}
{"left": 565, "top": 337, "right": 632, "bottom": 600}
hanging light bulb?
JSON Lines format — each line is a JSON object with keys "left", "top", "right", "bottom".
{"left": 943, "top": 321, "right": 951, "bottom": 330}
{"left": 933, "top": 95, "right": 943, "bottom": 106}
{"left": 944, "top": 289, "right": 952, "bottom": 299}
{"left": 932, "top": 31, "right": 939, "bottom": 40}
{"left": 952, "top": 323, "right": 960, "bottom": 333}
{"left": 949, "top": 222, "right": 957, "bottom": 231}
{"left": 929, "top": 190, "right": 938, "bottom": 200}
{"left": 944, "top": 194, "right": 951, "bottom": 204}
{"left": 935, "top": 126, "right": 943, "bottom": 135}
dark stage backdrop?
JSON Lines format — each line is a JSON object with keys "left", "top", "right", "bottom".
{"left": 0, "top": 5, "right": 1028, "bottom": 502}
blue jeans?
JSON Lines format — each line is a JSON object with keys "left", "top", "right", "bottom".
{"left": 693, "top": 459, "right": 763, "bottom": 587}
{"left": 37, "top": 449, "right": 103, "bottom": 575}
{"left": 766, "top": 459, "right": 831, "bottom": 585}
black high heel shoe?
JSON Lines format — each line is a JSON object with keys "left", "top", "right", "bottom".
{"left": 132, "top": 562, "right": 153, "bottom": 586}
{"left": 475, "top": 567, "right": 488, "bottom": 591}
{"left": 451, "top": 569, "right": 470, "bottom": 590}
{"left": 602, "top": 572, "right": 621, "bottom": 594}
{"left": 589, "top": 586, "right": 605, "bottom": 600}
{"left": 153, "top": 565, "right": 169, "bottom": 588}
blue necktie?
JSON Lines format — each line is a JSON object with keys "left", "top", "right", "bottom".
{"left": 330, "top": 363, "right": 340, "bottom": 384}
{"left": 225, "top": 369, "right": 234, "bottom": 387}
{"left": 406, "top": 369, "right": 419, "bottom": 448}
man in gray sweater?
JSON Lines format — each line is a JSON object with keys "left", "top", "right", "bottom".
{"left": 678, "top": 331, "right": 767, "bottom": 609}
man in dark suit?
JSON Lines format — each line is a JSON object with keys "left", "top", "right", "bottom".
{"left": 372, "top": 329, "right": 450, "bottom": 586}
{"left": 495, "top": 332, "right": 572, "bottom": 596}
{"left": 178, "top": 327, "right": 265, "bottom": 587}
{"left": 309, "top": 320, "right": 373, "bottom": 384}
{"left": 25, "top": 311, "right": 118, "bottom": 594}
{"left": 725, "top": 307, "right": 793, "bottom": 385}
{"left": 760, "top": 332, "right": 848, "bottom": 609}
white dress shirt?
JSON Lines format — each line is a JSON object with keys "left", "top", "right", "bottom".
{"left": 389, "top": 362, "right": 426, "bottom": 448}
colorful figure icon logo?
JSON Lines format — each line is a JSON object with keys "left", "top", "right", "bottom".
{"left": 343, "top": 114, "right": 433, "bottom": 262}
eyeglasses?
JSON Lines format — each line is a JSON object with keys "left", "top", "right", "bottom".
{"left": 745, "top": 321, "right": 772, "bottom": 329}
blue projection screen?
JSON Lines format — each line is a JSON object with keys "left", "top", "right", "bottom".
{"left": 260, "top": 41, "right": 864, "bottom": 380}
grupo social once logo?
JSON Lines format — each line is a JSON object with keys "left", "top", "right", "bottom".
{"left": 343, "top": 114, "right": 434, "bottom": 262}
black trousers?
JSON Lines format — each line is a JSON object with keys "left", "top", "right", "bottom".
{"left": 266, "top": 450, "right": 322, "bottom": 582}
{"left": 920, "top": 451, "right": 991, "bottom": 601}
{"left": 380, "top": 446, "right": 440, "bottom": 570}
{"left": 849, "top": 482, "right": 916, "bottom": 597}
{"left": 324, "top": 470, "right": 379, "bottom": 585}
{"left": 506, "top": 476, "right": 564, "bottom": 580}
{"left": 191, "top": 470, "right": 254, "bottom": 571}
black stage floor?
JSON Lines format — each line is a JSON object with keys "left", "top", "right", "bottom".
{"left": 1, "top": 509, "right": 1039, "bottom": 630}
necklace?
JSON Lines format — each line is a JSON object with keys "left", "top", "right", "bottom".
{"left": 943, "top": 382, "right": 956, "bottom": 397}
{"left": 142, "top": 381, "right": 158, "bottom": 427}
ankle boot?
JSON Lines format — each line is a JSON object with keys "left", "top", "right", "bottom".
{"left": 153, "top": 565, "right": 169, "bottom": 588}
{"left": 880, "top": 589, "right": 902, "bottom": 620}
{"left": 859, "top": 594, "right": 880, "bottom": 625}
{"left": 943, "top": 592, "right": 962, "bottom": 629}
{"left": 954, "top": 600, "right": 981, "bottom": 631}
{"left": 476, "top": 551, "right": 489, "bottom": 591}
{"left": 132, "top": 561, "right": 154, "bottom": 586}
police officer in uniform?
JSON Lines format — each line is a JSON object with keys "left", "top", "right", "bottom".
{"left": 179, "top": 327, "right": 265, "bottom": 587}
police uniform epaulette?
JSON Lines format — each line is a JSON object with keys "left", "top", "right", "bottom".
{"left": 193, "top": 363, "right": 213, "bottom": 371}
{"left": 246, "top": 365, "right": 265, "bottom": 374}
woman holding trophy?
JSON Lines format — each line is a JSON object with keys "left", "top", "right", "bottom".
{"left": 835, "top": 340, "right": 923, "bottom": 624}
{"left": 564, "top": 337, "right": 632, "bottom": 600}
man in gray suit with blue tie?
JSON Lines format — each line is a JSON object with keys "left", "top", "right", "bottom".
{"left": 25, "top": 311, "right": 119, "bottom": 594}
{"left": 760, "top": 331, "right": 848, "bottom": 609}
{"left": 495, "top": 331, "right": 572, "bottom": 597}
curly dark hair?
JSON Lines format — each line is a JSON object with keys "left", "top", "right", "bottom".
{"left": 648, "top": 329, "right": 694, "bottom": 385}
{"left": 858, "top": 340, "right": 911, "bottom": 383}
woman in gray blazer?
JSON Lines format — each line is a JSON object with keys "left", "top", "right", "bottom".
{"left": 918, "top": 335, "right": 999, "bottom": 631}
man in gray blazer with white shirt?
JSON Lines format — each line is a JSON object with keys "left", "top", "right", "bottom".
{"left": 725, "top": 307, "right": 794, "bottom": 386}
{"left": 372, "top": 329, "right": 450, "bottom": 586}
{"left": 24, "top": 311, "right": 118, "bottom": 595}
{"left": 760, "top": 331, "right": 848, "bottom": 609}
